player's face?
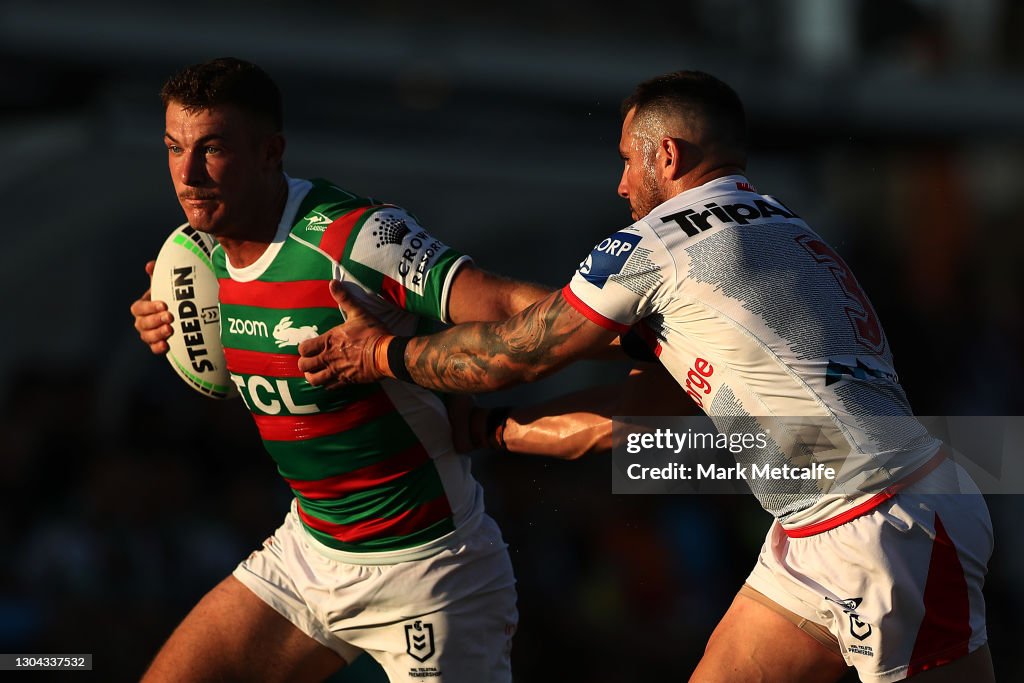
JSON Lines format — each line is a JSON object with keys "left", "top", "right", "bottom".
{"left": 617, "top": 107, "right": 665, "bottom": 221}
{"left": 164, "top": 102, "right": 280, "bottom": 237}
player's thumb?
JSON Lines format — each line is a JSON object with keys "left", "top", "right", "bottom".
{"left": 329, "top": 280, "right": 365, "bottom": 321}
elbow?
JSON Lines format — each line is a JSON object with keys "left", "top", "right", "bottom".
{"left": 547, "top": 429, "right": 613, "bottom": 461}
{"left": 569, "top": 430, "right": 614, "bottom": 460}
{"left": 560, "top": 448, "right": 589, "bottom": 461}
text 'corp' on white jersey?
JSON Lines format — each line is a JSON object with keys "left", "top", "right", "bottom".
{"left": 563, "top": 175, "right": 941, "bottom": 531}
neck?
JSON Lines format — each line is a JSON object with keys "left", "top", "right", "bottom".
{"left": 676, "top": 163, "right": 745, "bottom": 195}
{"left": 219, "top": 174, "right": 289, "bottom": 269}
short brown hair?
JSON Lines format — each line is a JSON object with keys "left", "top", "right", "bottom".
{"left": 160, "top": 57, "right": 283, "bottom": 132}
{"left": 622, "top": 71, "right": 746, "bottom": 152}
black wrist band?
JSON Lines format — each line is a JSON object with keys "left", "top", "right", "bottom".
{"left": 485, "top": 406, "right": 511, "bottom": 452}
{"left": 386, "top": 337, "right": 414, "bottom": 383}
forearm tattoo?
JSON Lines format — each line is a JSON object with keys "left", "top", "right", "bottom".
{"left": 405, "top": 292, "right": 587, "bottom": 392}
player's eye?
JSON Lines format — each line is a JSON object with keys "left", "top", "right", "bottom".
{"left": 204, "top": 146, "right": 221, "bottom": 156}
{"left": 167, "top": 144, "right": 182, "bottom": 154}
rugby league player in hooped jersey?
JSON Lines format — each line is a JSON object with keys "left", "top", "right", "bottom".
{"left": 131, "top": 58, "right": 677, "bottom": 683}
{"left": 302, "top": 71, "right": 995, "bottom": 683}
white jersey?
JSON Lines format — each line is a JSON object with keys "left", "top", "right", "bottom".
{"left": 564, "top": 175, "right": 940, "bottom": 530}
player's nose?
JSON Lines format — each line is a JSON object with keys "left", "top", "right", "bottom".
{"left": 617, "top": 170, "right": 630, "bottom": 199}
{"left": 180, "top": 150, "right": 208, "bottom": 186}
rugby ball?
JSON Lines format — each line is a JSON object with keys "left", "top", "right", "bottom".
{"left": 150, "top": 223, "right": 237, "bottom": 399}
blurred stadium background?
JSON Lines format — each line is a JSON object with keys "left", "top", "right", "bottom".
{"left": 1, "top": 0, "right": 1022, "bottom": 680}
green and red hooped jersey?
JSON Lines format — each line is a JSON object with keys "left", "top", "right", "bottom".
{"left": 212, "top": 176, "right": 483, "bottom": 560}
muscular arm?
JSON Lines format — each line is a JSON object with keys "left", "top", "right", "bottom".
{"left": 448, "top": 264, "right": 627, "bottom": 361}
{"left": 446, "top": 263, "right": 553, "bottom": 323}
{"left": 491, "top": 363, "right": 697, "bottom": 459}
{"left": 297, "top": 285, "right": 620, "bottom": 392}
{"left": 402, "top": 289, "right": 619, "bottom": 393}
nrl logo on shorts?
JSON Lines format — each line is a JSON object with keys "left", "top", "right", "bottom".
{"left": 405, "top": 620, "right": 436, "bottom": 662}
{"left": 826, "top": 596, "right": 873, "bottom": 641}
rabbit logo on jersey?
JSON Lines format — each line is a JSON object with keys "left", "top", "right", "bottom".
{"left": 579, "top": 232, "right": 642, "bottom": 289}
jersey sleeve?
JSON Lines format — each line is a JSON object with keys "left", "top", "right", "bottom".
{"left": 563, "top": 225, "right": 671, "bottom": 332}
{"left": 339, "top": 206, "right": 470, "bottom": 323}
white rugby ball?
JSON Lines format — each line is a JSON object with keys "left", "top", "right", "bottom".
{"left": 150, "top": 223, "right": 237, "bottom": 399}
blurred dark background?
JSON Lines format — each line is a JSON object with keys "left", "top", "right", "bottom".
{"left": 1, "top": 0, "right": 1022, "bottom": 680}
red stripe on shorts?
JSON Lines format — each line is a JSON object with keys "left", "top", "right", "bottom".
{"left": 906, "top": 514, "right": 972, "bottom": 676}
{"left": 783, "top": 449, "right": 946, "bottom": 538}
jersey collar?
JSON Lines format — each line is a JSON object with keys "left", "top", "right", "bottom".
{"left": 225, "top": 174, "right": 313, "bottom": 282}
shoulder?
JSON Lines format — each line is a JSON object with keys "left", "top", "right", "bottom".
{"left": 288, "top": 180, "right": 395, "bottom": 260}
{"left": 574, "top": 221, "right": 669, "bottom": 290}
{"left": 293, "top": 179, "right": 377, "bottom": 228}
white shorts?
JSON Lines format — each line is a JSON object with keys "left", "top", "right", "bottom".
{"left": 233, "top": 502, "right": 518, "bottom": 682}
{"left": 746, "top": 457, "right": 992, "bottom": 682}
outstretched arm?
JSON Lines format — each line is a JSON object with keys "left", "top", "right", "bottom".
{"left": 297, "top": 283, "right": 618, "bottom": 393}
{"left": 451, "top": 363, "right": 696, "bottom": 459}
{"left": 403, "top": 288, "right": 617, "bottom": 392}
{"left": 446, "top": 263, "right": 553, "bottom": 324}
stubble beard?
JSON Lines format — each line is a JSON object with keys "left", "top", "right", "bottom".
{"left": 632, "top": 171, "right": 666, "bottom": 221}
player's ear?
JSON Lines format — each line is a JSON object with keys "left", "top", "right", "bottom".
{"left": 265, "top": 132, "right": 286, "bottom": 169}
{"left": 659, "top": 136, "right": 685, "bottom": 181}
